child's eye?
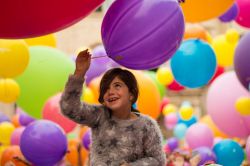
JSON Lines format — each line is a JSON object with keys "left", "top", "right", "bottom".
{"left": 115, "top": 84, "right": 121, "bottom": 88}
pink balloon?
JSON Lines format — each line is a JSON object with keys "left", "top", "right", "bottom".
{"left": 42, "top": 93, "right": 76, "bottom": 133}
{"left": 246, "top": 136, "right": 250, "bottom": 161}
{"left": 164, "top": 113, "right": 178, "bottom": 129}
{"left": 207, "top": 71, "right": 250, "bottom": 138}
{"left": 11, "top": 127, "right": 25, "bottom": 145}
{"left": 186, "top": 123, "right": 214, "bottom": 149}
{"left": 236, "top": 0, "right": 250, "bottom": 28}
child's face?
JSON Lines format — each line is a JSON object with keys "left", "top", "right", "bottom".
{"left": 103, "top": 76, "right": 133, "bottom": 111}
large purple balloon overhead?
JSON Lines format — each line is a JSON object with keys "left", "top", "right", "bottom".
{"left": 234, "top": 32, "right": 250, "bottom": 90}
{"left": 101, "top": 0, "right": 185, "bottom": 70}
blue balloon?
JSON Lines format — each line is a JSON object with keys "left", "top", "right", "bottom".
{"left": 213, "top": 139, "right": 244, "bottom": 166}
{"left": 173, "top": 123, "right": 187, "bottom": 139}
{"left": 170, "top": 39, "right": 217, "bottom": 88}
{"left": 178, "top": 114, "right": 197, "bottom": 127}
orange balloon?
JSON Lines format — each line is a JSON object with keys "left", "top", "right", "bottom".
{"left": 89, "top": 71, "right": 161, "bottom": 119}
{"left": 184, "top": 25, "right": 209, "bottom": 42}
{"left": 79, "top": 126, "right": 90, "bottom": 140}
{"left": 1, "top": 146, "right": 27, "bottom": 166}
{"left": 11, "top": 114, "right": 21, "bottom": 128}
{"left": 200, "top": 115, "right": 228, "bottom": 138}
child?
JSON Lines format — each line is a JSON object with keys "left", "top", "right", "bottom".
{"left": 60, "top": 50, "right": 166, "bottom": 166}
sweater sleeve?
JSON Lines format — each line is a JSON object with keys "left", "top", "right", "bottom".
{"left": 60, "top": 74, "right": 104, "bottom": 128}
{"left": 128, "top": 117, "right": 166, "bottom": 166}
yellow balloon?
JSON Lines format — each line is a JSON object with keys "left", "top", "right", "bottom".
{"left": 179, "top": 106, "right": 194, "bottom": 120}
{"left": 24, "top": 34, "right": 56, "bottom": 47}
{"left": 212, "top": 35, "right": 237, "bottom": 67}
{"left": 82, "top": 87, "right": 97, "bottom": 104}
{"left": 0, "top": 40, "right": 29, "bottom": 78}
{"left": 200, "top": 115, "right": 228, "bottom": 138}
{"left": 225, "top": 29, "right": 240, "bottom": 44}
{"left": 162, "top": 104, "right": 177, "bottom": 116}
{"left": 180, "top": 0, "right": 234, "bottom": 22}
{"left": 206, "top": 32, "right": 213, "bottom": 44}
{"left": 156, "top": 67, "right": 174, "bottom": 86}
{"left": 0, "top": 122, "right": 15, "bottom": 145}
{"left": 0, "top": 79, "right": 20, "bottom": 103}
{"left": 235, "top": 97, "right": 250, "bottom": 116}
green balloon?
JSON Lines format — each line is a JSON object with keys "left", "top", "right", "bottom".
{"left": 145, "top": 71, "right": 166, "bottom": 99}
{"left": 16, "top": 46, "right": 74, "bottom": 119}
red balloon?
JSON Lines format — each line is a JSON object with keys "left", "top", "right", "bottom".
{"left": 167, "top": 80, "right": 185, "bottom": 91}
{"left": 42, "top": 93, "right": 77, "bottom": 133}
{"left": 0, "top": 0, "right": 104, "bottom": 38}
{"left": 209, "top": 66, "right": 225, "bottom": 83}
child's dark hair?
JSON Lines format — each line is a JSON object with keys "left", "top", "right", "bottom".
{"left": 98, "top": 68, "right": 139, "bottom": 112}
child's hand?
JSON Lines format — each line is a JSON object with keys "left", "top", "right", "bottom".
{"left": 74, "top": 49, "right": 91, "bottom": 77}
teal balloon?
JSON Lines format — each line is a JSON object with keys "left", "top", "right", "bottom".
{"left": 16, "top": 46, "right": 74, "bottom": 119}
{"left": 145, "top": 71, "right": 166, "bottom": 99}
{"left": 213, "top": 139, "right": 244, "bottom": 166}
{"left": 170, "top": 39, "right": 216, "bottom": 88}
{"left": 173, "top": 123, "right": 187, "bottom": 140}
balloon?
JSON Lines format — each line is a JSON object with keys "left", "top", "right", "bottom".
{"left": 207, "top": 72, "right": 250, "bottom": 138}
{"left": 11, "top": 127, "right": 25, "bottom": 145}
{"left": 173, "top": 123, "right": 187, "bottom": 140}
{"left": 42, "top": 93, "right": 77, "bottom": 133}
{"left": 82, "top": 129, "right": 91, "bottom": 151}
{"left": 16, "top": 46, "right": 75, "bottom": 119}
{"left": 145, "top": 71, "right": 166, "bottom": 99}
{"left": 0, "top": 40, "right": 29, "bottom": 78}
{"left": 167, "top": 80, "right": 185, "bottom": 91}
{"left": 193, "top": 147, "right": 216, "bottom": 165}
{"left": 171, "top": 39, "right": 216, "bottom": 88}
{"left": 0, "top": 0, "right": 104, "bottom": 38}
{"left": 179, "top": 106, "right": 194, "bottom": 120}
{"left": 0, "top": 111, "right": 10, "bottom": 123}
{"left": 180, "top": 0, "right": 234, "bottom": 22}
{"left": 246, "top": 136, "right": 250, "bottom": 160}
{"left": 212, "top": 29, "right": 239, "bottom": 67}
{"left": 200, "top": 115, "right": 228, "bottom": 138}
{"left": 185, "top": 123, "right": 214, "bottom": 149}
{"left": 19, "top": 111, "right": 35, "bottom": 126}
{"left": 184, "top": 25, "right": 209, "bottom": 42}
{"left": 20, "top": 120, "right": 67, "bottom": 166}
{"left": 213, "top": 139, "right": 244, "bottom": 166}
{"left": 11, "top": 114, "right": 21, "bottom": 128}
{"left": 167, "top": 137, "right": 179, "bottom": 152}
{"left": 0, "top": 122, "right": 15, "bottom": 145}
{"left": 156, "top": 67, "right": 174, "bottom": 86}
{"left": 234, "top": 32, "right": 250, "bottom": 90}
{"left": 164, "top": 113, "right": 178, "bottom": 129}
{"left": 178, "top": 115, "right": 197, "bottom": 127}
{"left": 219, "top": 2, "right": 239, "bottom": 22}
{"left": 82, "top": 87, "right": 97, "bottom": 104}
{"left": 235, "top": 97, "right": 250, "bottom": 115}
{"left": 160, "top": 97, "right": 170, "bottom": 113}
{"left": 101, "top": 0, "right": 184, "bottom": 69}
{"left": 162, "top": 104, "right": 177, "bottom": 116}
{"left": 1, "top": 146, "right": 27, "bottom": 166}
{"left": 209, "top": 66, "right": 225, "bottom": 83}
{"left": 235, "top": 0, "right": 250, "bottom": 28}
{"left": 0, "top": 79, "right": 20, "bottom": 103}
{"left": 24, "top": 34, "right": 56, "bottom": 47}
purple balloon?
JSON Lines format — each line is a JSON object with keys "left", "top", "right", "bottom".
{"left": 0, "top": 111, "right": 10, "bottom": 123}
{"left": 101, "top": 0, "right": 184, "bottom": 70}
{"left": 20, "top": 120, "right": 67, "bottom": 166}
{"left": 19, "top": 111, "right": 35, "bottom": 126}
{"left": 234, "top": 32, "right": 250, "bottom": 90}
{"left": 219, "top": 3, "right": 239, "bottom": 22}
{"left": 167, "top": 137, "right": 179, "bottom": 151}
{"left": 82, "top": 129, "right": 91, "bottom": 150}
{"left": 193, "top": 147, "right": 216, "bottom": 165}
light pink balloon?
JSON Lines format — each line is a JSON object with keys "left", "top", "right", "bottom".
{"left": 42, "top": 93, "right": 77, "bottom": 133}
{"left": 207, "top": 71, "right": 250, "bottom": 138}
{"left": 246, "top": 136, "right": 250, "bottom": 161}
{"left": 186, "top": 123, "right": 214, "bottom": 149}
{"left": 164, "top": 113, "right": 178, "bottom": 129}
{"left": 11, "top": 127, "right": 25, "bottom": 145}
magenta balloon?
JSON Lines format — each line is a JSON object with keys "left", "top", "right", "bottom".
{"left": 235, "top": 0, "right": 250, "bottom": 28}
{"left": 207, "top": 72, "right": 250, "bottom": 138}
{"left": 186, "top": 123, "right": 214, "bottom": 149}
{"left": 101, "top": 0, "right": 184, "bottom": 70}
{"left": 246, "top": 136, "right": 250, "bottom": 160}
{"left": 0, "top": 0, "right": 104, "bottom": 38}
{"left": 234, "top": 32, "right": 250, "bottom": 90}
{"left": 219, "top": 3, "right": 239, "bottom": 22}
{"left": 11, "top": 127, "right": 25, "bottom": 145}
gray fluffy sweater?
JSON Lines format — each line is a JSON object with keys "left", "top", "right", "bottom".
{"left": 60, "top": 75, "right": 166, "bottom": 166}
